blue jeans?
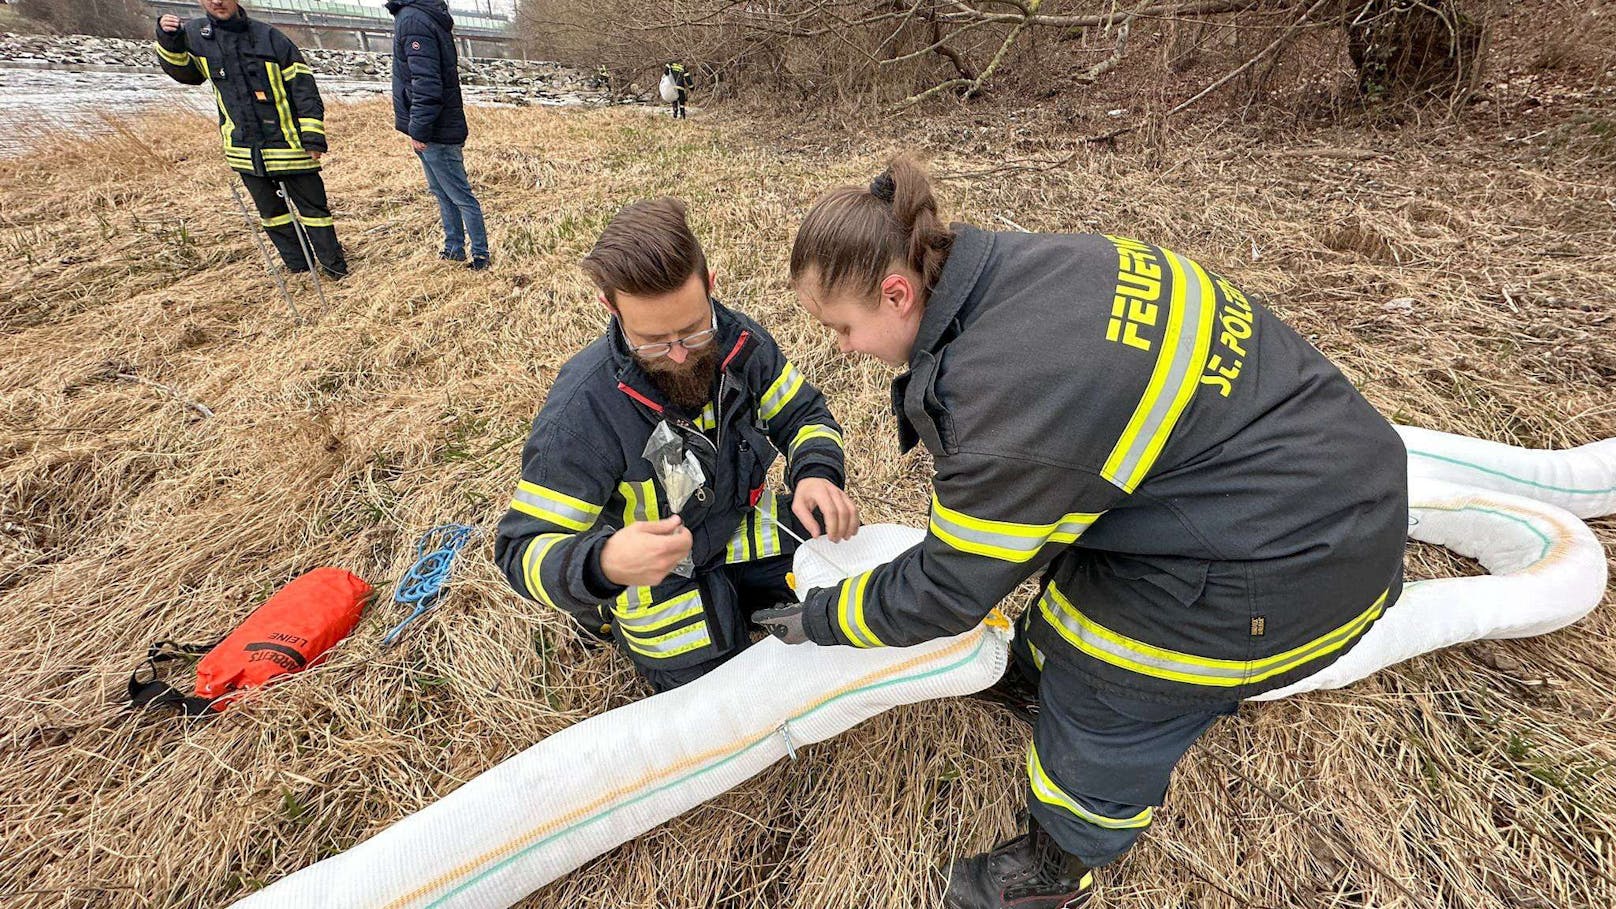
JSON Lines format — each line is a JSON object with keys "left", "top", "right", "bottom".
{"left": 417, "top": 142, "right": 488, "bottom": 259}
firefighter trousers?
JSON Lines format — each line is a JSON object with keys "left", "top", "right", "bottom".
{"left": 1011, "top": 630, "right": 1239, "bottom": 867}
{"left": 239, "top": 171, "right": 347, "bottom": 276}
{"left": 637, "top": 552, "right": 796, "bottom": 693}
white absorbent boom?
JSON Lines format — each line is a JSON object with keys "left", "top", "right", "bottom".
{"left": 232, "top": 425, "right": 1614, "bottom": 908}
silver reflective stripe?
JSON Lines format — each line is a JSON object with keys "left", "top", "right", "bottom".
{"left": 620, "top": 480, "right": 659, "bottom": 526}
{"left": 614, "top": 590, "right": 703, "bottom": 633}
{"left": 623, "top": 620, "right": 711, "bottom": 658}
{"left": 1037, "top": 583, "right": 1386, "bottom": 687}
{"left": 1037, "top": 586, "right": 1247, "bottom": 683}
{"left": 1027, "top": 744, "right": 1153, "bottom": 830}
{"left": 614, "top": 585, "right": 653, "bottom": 611}
{"left": 753, "top": 493, "right": 781, "bottom": 560}
{"left": 512, "top": 480, "right": 601, "bottom": 532}
{"left": 1101, "top": 249, "right": 1215, "bottom": 493}
{"left": 929, "top": 498, "right": 1097, "bottom": 563}
{"left": 836, "top": 570, "right": 882, "bottom": 648}
{"left": 726, "top": 515, "right": 752, "bottom": 563}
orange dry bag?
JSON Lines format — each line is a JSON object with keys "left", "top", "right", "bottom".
{"left": 129, "top": 567, "right": 372, "bottom": 715}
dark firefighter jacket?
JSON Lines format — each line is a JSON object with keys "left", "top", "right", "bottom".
{"left": 153, "top": 10, "right": 326, "bottom": 177}
{"left": 667, "top": 62, "right": 692, "bottom": 96}
{"left": 493, "top": 301, "right": 847, "bottom": 670}
{"left": 800, "top": 226, "right": 1409, "bottom": 704}
{"left": 387, "top": 0, "right": 470, "bottom": 145}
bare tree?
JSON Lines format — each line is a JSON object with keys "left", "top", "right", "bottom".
{"left": 15, "top": 0, "right": 149, "bottom": 38}
{"left": 516, "top": 1, "right": 1491, "bottom": 112}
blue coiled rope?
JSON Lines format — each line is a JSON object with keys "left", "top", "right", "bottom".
{"left": 382, "top": 523, "right": 477, "bottom": 647}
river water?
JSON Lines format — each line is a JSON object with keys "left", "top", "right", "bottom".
{"left": 0, "top": 65, "right": 589, "bottom": 157}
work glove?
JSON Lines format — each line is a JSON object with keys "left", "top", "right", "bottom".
{"left": 754, "top": 603, "right": 810, "bottom": 644}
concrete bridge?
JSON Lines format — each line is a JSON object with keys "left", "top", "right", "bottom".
{"left": 143, "top": 0, "right": 519, "bottom": 57}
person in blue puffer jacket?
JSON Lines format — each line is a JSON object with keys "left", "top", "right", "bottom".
{"left": 387, "top": 0, "right": 491, "bottom": 270}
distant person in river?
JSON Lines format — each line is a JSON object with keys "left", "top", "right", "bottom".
{"left": 154, "top": 0, "right": 348, "bottom": 280}
{"left": 387, "top": 0, "right": 491, "bottom": 271}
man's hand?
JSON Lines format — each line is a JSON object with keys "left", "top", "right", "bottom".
{"left": 410, "top": 138, "right": 428, "bottom": 153}
{"left": 159, "top": 14, "right": 183, "bottom": 33}
{"left": 755, "top": 603, "right": 809, "bottom": 644}
{"left": 600, "top": 516, "right": 693, "bottom": 587}
{"left": 792, "top": 477, "right": 859, "bottom": 542}
{"left": 308, "top": 150, "right": 323, "bottom": 161}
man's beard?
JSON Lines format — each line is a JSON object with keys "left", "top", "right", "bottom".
{"left": 644, "top": 344, "right": 720, "bottom": 412}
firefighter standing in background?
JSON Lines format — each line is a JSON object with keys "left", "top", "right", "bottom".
{"left": 660, "top": 62, "right": 692, "bottom": 119}
{"left": 155, "top": 0, "right": 349, "bottom": 279}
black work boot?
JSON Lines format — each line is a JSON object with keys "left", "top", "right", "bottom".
{"left": 943, "top": 819, "right": 1095, "bottom": 909}
{"left": 969, "top": 662, "right": 1041, "bottom": 727}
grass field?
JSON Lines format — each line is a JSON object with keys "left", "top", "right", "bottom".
{"left": 1, "top": 97, "right": 1612, "bottom": 907}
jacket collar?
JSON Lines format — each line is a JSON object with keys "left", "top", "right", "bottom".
{"left": 610, "top": 298, "right": 749, "bottom": 418}
{"left": 908, "top": 223, "right": 993, "bottom": 368}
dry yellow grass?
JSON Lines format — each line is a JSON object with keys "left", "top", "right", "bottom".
{"left": 1, "top": 97, "right": 1612, "bottom": 908}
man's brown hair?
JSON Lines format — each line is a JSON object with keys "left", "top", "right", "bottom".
{"left": 581, "top": 198, "right": 710, "bottom": 304}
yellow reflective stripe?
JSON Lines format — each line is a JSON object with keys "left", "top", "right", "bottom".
{"left": 759, "top": 362, "right": 805, "bottom": 422}
{"left": 789, "top": 424, "right": 843, "bottom": 459}
{"left": 196, "top": 58, "right": 238, "bottom": 148}
{"left": 298, "top": 215, "right": 334, "bottom": 228}
{"left": 1027, "top": 637, "right": 1047, "bottom": 671}
{"left": 511, "top": 480, "right": 603, "bottom": 532}
{"left": 622, "top": 622, "right": 712, "bottom": 659}
{"left": 298, "top": 118, "right": 326, "bottom": 135}
{"left": 619, "top": 479, "right": 661, "bottom": 526}
{"left": 726, "top": 510, "right": 753, "bottom": 563}
{"left": 153, "top": 43, "right": 192, "bottom": 67}
{"left": 695, "top": 403, "right": 717, "bottom": 432}
{"left": 616, "top": 590, "right": 712, "bottom": 658}
{"left": 260, "top": 214, "right": 294, "bottom": 228}
{"left": 835, "top": 569, "right": 883, "bottom": 648}
{"left": 265, "top": 62, "right": 301, "bottom": 149}
{"left": 615, "top": 589, "right": 702, "bottom": 628}
{"left": 285, "top": 62, "right": 316, "bottom": 79}
{"left": 1028, "top": 744, "right": 1153, "bottom": 830}
{"left": 614, "top": 585, "right": 653, "bottom": 611}
{"left": 264, "top": 159, "right": 320, "bottom": 172}
{"left": 928, "top": 494, "right": 1100, "bottom": 563}
{"left": 1037, "top": 582, "right": 1388, "bottom": 687}
{"left": 261, "top": 148, "right": 316, "bottom": 158}
{"left": 520, "top": 533, "right": 570, "bottom": 608}
{"left": 749, "top": 493, "right": 781, "bottom": 560}
{"left": 1100, "top": 248, "right": 1217, "bottom": 493}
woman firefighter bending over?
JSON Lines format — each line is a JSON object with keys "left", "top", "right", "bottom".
{"left": 756, "top": 157, "right": 1408, "bottom": 908}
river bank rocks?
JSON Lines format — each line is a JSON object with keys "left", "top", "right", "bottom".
{"left": 0, "top": 32, "right": 610, "bottom": 104}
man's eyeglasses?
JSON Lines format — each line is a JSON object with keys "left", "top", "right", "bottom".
{"left": 628, "top": 305, "right": 718, "bottom": 359}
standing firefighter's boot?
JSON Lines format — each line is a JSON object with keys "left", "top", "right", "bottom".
{"left": 943, "top": 818, "right": 1095, "bottom": 909}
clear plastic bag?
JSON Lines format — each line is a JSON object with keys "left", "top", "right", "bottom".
{"left": 643, "top": 421, "right": 706, "bottom": 577}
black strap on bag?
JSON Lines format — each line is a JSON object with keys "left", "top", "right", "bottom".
{"left": 127, "top": 640, "right": 220, "bottom": 716}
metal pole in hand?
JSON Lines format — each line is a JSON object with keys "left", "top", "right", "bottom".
{"left": 229, "top": 181, "right": 301, "bottom": 323}
{"left": 276, "top": 180, "right": 327, "bottom": 308}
